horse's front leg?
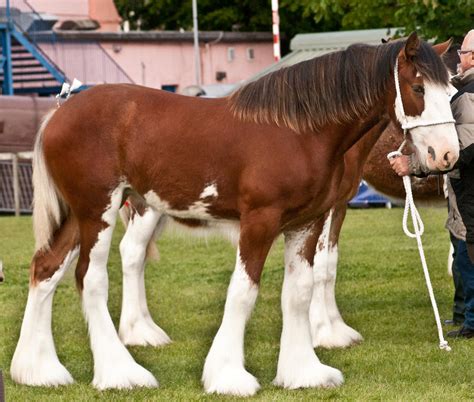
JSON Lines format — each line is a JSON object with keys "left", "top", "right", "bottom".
{"left": 202, "top": 208, "right": 281, "bottom": 397}
{"left": 119, "top": 206, "right": 171, "bottom": 347}
{"left": 310, "top": 205, "right": 362, "bottom": 348}
{"left": 274, "top": 223, "right": 343, "bottom": 389}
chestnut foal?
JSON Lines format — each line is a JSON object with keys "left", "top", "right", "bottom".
{"left": 12, "top": 33, "right": 458, "bottom": 396}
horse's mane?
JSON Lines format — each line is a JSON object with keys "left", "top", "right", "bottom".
{"left": 229, "top": 39, "right": 449, "bottom": 133}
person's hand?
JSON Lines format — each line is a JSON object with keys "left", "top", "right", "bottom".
{"left": 467, "top": 242, "right": 474, "bottom": 265}
{"left": 389, "top": 155, "right": 411, "bottom": 176}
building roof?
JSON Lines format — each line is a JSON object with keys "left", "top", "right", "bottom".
{"left": 34, "top": 30, "right": 273, "bottom": 43}
{"left": 246, "top": 28, "right": 400, "bottom": 83}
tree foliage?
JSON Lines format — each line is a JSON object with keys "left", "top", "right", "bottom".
{"left": 114, "top": 0, "right": 473, "bottom": 45}
{"left": 305, "top": 0, "right": 473, "bottom": 43}
{"left": 113, "top": 0, "right": 338, "bottom": 47}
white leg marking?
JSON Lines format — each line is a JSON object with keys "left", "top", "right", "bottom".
{"left": 119, "top": 209, "right": 171, "bottom": 347}
{"left": 309, "top": 213, "right": 333, "bottom": 347}
{"left": 274, "top": 229, "right": 343, "bottom": 389}
{"left": 11, "top": 247, "right": 79, "bottom": 386}
{"left": 323, "top": 244, "right": 363, "bottom": 348}
{"left": 83, "top": 187, "right": 158, "bottom": 390}
{"left": 202, "top": 249, "right": 260, "bottom": 397}
{"left": 310, "top": 211, "right": 362, "bottom": 348}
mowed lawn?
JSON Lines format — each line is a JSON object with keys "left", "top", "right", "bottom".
{"left": 1, "top": 208, "right": 473, "bottom": 401}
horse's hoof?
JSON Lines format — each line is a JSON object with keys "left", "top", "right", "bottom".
{"left": 203, "top": 365, "right": 260, "bottom": 397}
{"left": 312, "top": 321, "right": 363, "bottom": 349}
{"left": 119, "top": 317, "right": 171, "bottom": 347}
{"left": 273, "top": 362, "right": 343, "bottom": 389}
{"left": 92, "top": 362, "right": 158, "bottom": 390}
{"left": 10, "top": 357, "right": 74, "bottom": 387}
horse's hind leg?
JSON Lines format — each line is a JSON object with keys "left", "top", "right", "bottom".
{"left": 75, "top": 185, "right": 157, "bottom": 390}
{"left": 119, "top": 203, "right": 171, "bottom": 347}
{"left": 11, "top": 215, "right": 80, "bottom": 386}
{"left": 274, "top": 224, "right": 343, "bottom": 389}
{"left": 309, "top": 211, "right": 333, "bottom": 347}
{"left": 310, "top": 205, "right": 362, "bottom": 348}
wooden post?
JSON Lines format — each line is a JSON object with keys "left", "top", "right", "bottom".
{"left": 12, "top": 153, "right": 20, "bottom": 216}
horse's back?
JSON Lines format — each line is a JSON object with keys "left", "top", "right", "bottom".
{"left": 42, "top": 84, "right": 228, "bottom": 179}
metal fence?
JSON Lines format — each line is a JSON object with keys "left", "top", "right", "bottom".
{"left": 0, "top": 152, "right": 33, "bottom": 214}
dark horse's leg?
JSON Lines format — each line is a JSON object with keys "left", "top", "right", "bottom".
{"left": 74, "top": 184, "right": 158, "bottom": 389}
{"left": 11, "top": 216, "right": 80, "bottom": 385}
{"left": 273, "top": 223, "right": 343, "bottom": 389}
{"left": 310, "top": 203, "right": 363, "bottom": 348}
{"left": 202, "top": 208, "right": 281, "bottom": 396}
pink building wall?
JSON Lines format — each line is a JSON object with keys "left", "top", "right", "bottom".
{"left": 10, "top": 0, "right": 121, "bottom": 31}
{"left": 39, "top": 41, "right": 133, "bottom": 86}
{"left": 99, "top": 41, "right": 274, "bottom": 89}
{"left": 8, "top": 1, "right": 275, "bottom": 93}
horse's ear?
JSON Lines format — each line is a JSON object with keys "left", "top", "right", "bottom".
{"left": 403, "top": 32, "right": 420, "bottom": 60}
{"left": 432, "top": 38, "right": 453, "bottom": 56}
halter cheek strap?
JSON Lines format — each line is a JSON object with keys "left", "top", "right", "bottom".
{"left": 394, "top": 58, "right": 456, "bottom": 132}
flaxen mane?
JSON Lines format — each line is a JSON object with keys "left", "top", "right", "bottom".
{"left": 229, "top": 39, "right": 449, "bottom": 134}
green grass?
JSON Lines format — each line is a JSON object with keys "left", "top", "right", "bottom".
{"left": 0, "top": 208, "right": 472, "bottom": 401}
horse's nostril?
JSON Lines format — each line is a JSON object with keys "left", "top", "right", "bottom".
{"left": 444, "top": 151, "right": 450, "bottom": 162}
{"left": 428, "top": 146, "right": 436, "bottom": 161}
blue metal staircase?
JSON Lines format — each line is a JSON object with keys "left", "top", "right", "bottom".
{"left": 0, "top": 2, "right": 67, "bottom": 96}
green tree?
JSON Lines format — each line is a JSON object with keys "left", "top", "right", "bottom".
{"left": 114, "top": 0, "right": 473, "bottom": 45}
{"left": 299, "top": 0, "right": 473, "bottom": 43}
{"left": 113, "top": 0, "right": 339, "bottom": 51}
{"left": 393, "top": 0, "right": 473, "bottom": 42}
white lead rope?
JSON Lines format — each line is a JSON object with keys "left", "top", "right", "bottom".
{"left": 387, "top": 148, "right": 451, "bottom": 352}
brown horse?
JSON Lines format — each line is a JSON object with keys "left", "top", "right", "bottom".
{"left": 118, "top": 49, "right": 456, "bottom": 352}
{"left": 11, "top": 33, "right": 457, "bottom": 396}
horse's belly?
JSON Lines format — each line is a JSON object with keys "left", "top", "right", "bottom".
{"left": 166, "top": 217, "right": 240, "bottom": 246}
{"left": 144, "top": 188, "right": 240, "bottom": 245}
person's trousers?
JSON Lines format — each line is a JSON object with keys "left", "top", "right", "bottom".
{"left": 455, "top": 240, "right": 474, "bottom": 329}
{"left": 450, "top": 234, "right": 466, "bottom": 323}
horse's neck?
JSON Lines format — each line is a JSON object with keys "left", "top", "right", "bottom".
{"left": 349, "top": 117, "right": 391, "bottom": 160}
{"left": 332, "top": 109, "right": 389, "bottom": 156}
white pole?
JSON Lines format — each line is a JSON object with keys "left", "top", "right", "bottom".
{"left": 272, "top": 0, "right": 281, "bottom": 61}
{"left": 192, "top": 0, "right": 202, "bottom": 86}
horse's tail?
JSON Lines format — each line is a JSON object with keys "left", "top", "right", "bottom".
{"left": 119, "top": 201, "right": 160, "bottom": 262}
{"left": 32, "top": 109, "right": 69, "bottom": 251}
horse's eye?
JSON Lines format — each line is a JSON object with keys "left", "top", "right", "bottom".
{"left": 412, "top": 85, "right": 425, "bottom": 95}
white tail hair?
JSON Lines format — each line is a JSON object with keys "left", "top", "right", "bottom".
{"left": 32, "top": 109, "right": 68, "bottom": 251}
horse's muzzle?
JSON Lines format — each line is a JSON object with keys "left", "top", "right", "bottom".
{"left": 426, "top": 146, "right": 459, "bottom": 172}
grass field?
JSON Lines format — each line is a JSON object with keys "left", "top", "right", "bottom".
{"left": 1, "top": 208, "right": 473, "bottom": 401}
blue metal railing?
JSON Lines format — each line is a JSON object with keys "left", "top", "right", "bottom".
{"left": 1, "top": 0, "right": 67, "bottom": 95}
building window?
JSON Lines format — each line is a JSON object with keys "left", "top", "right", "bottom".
{"left": 161, "top": 85, "right": 178, "bottom": 93}
{"left": 246, "top": 48, "right": 255, "bottom": 61}
{"left": 227, "top": 47, "right": 235, "bottom": 62}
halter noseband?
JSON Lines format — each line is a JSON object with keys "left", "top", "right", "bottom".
{"left": 394, "top": 58, "right": 455, "bottom": 134}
